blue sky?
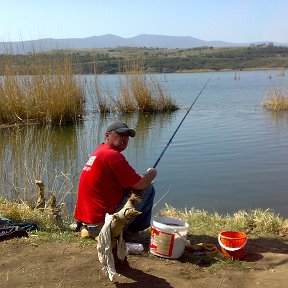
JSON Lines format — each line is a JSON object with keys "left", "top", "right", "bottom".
{"left": 1, "top": 0, "right": 287, "bottom": 43}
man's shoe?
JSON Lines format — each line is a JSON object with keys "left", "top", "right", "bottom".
{"left": 80, "top": 225, "right": 99, "bottom": 240}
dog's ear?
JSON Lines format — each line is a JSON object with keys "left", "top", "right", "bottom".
{"left": 129, "top": 193, "right": 141, "bottom": 204}
{"left": 124, "top": 208, "right": 141, "bottom": 220}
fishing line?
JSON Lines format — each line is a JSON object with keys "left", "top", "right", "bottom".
{"left": 151, "top": 75, "right": 212, "bottom": 209}
{"left": 153, "top": 185, "right": 172, "bottom": 208}
{"left": 152, "top": 75, "right": 212, "bottom": 169}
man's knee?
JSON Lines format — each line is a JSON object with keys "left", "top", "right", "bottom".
{"left": 136, "top": 184, "right": 155, "bottom": 211}
{"left": 144, "top": 184, "right": 155, "bottom": 200}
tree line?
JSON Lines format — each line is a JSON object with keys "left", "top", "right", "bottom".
{"left": 0, "top": 45, "right": 288, "bottom": 75}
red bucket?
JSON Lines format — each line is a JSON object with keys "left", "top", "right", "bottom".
{"left": 218, "top": 231, "right": 247, "bottom": 260}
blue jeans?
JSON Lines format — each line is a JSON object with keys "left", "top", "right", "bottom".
{"left": 116, "top": 184, "right": 155, "bottom": 232}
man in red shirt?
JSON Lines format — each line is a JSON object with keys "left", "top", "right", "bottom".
{"left": 75, "top": 121, "right": 157, "bottom": 240}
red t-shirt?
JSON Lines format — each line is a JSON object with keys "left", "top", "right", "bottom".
{"left": 74, "top": 143, "right": 142, "bottom": 224}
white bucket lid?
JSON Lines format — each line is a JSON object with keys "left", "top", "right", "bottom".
{"left": 151, "top": 216, "right": 189, "bottom": 231}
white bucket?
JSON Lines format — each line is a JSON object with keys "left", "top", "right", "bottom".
{"left": 150, "top": 216, "right": 189, "bottom": 259}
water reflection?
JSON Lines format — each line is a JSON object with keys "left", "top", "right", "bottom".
{"left": 264, "top": 110, "right": 288, "bottom": 135}
{"left": 0, "top": 112, "right": 177, "bottom": 215}
{"left": 1, "top": 71, "right": 288, "bottom": 218}
{"left": 0, "top": 125, "right": 79, "bottom": 207}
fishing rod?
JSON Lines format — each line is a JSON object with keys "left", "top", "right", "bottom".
{"left": 152, "top": 75, "right": 212, "bottom": 169}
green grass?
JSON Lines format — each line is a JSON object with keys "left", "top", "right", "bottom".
{"left": 1, "top": 199, "right": 287, "bottom": 238}
{"left": 157, "top": 205, "right": 287, "bottom": 270}
{"left": 1, "top": 199, "right": 287, "bottom": 271}
{"left": 159, "top": 205, "right": 287, "bottom": 238}
{"left": 36, "top": 46, "right": 288, "bottom": 73}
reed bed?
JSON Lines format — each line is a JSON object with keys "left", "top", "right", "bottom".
{"left": 0, "top": 52, "right": 178, "bottom": 118}
{"left": 0, "top": 54, "right": 85, "bottom": 125}
{"left": 160, "top": 205, "right": 287, "bottom": 237}
{"left": 116, "top": 62, "right": 178, "bottom": 112}
{"left": 92, "top": 74, "right": 114, "bottom": 114}
{"left": 262, "top": 89, "right": 288, "bottom": 111}
{"left": 93, "top": 60, "right": 178, "bottom": 113}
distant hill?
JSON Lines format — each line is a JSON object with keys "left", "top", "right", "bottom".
{"left": 0, "top": 34, "right": 287, "bottom": 53}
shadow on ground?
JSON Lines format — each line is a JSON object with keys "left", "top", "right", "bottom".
{"left": 115, "top": 266, "right": 174, "bottom": 288}
{"left": 178, "top": 234, "right": 288, "bottom": 267}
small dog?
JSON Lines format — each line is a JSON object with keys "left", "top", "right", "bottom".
{"left": 110, "top": 193, "right": 141, "bottom": 248}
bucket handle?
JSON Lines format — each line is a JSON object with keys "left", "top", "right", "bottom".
{"left": 174, "top": 230, "right": 190, "bottom": 245}
{"left": 218, "top": 234, "right": 247, "bottom": 251}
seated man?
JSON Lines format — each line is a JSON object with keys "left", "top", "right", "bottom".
{"left": 74, "top": 121, "right": 157, "bottom": 241}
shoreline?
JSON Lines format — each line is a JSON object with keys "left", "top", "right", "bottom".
{"left": 172, "top": 67, "right": 286, "bottom": 73}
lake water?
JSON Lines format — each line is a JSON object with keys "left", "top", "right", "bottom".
{"left": 1, "top": 70, "right": 288, "bottom": 218}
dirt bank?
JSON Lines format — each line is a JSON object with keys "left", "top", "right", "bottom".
{"left": 0, "top": 234, "right": 287, "bottom": 288}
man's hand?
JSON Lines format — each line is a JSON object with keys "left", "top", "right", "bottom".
{"left": 131, "top": 168, "right": 157, "bottom": 190}
{"left": 146, "top": 168, "right": 157, "bottom": 178}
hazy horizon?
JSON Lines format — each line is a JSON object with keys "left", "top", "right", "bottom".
{"left": 1, "top": 33, "right": 286, "bottom": 46}
{"left": 1, "top": 0, "right": 287, "bottom": 43}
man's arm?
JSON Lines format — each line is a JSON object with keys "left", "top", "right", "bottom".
{"left": 131, "top": 168, "right": 157, "bottom": 190}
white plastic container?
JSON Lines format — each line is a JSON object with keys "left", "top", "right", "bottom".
{"left": 126, "top": 242, "right": 144, "bottom": 253}
{"left": 150, "top": 216, "right": 189, "bottom": 259}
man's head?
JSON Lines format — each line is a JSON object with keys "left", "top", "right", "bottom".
{"left": 105, "top": 121, "right": 136, "bottom": 137}
{"left": 105, "top": 121, "right": 135, "bottom": 151}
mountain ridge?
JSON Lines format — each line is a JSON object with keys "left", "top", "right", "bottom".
{"left": 0, "top": 34, "right": 286, "bottom": 53}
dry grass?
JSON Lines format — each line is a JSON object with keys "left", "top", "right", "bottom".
{"left": 0, "top": 52, "right": 177, "bottom": 117}
{"left": 116, "top": 62, "right": 178, "bottom": 112}
{"left": 92, "top": 60, "right": 179, "bottom": 113}
{"left": 115, "top": 75, "right": 137, "bottom": 113}
{"left": 159, "top": 205, "right": 287, "bottom": 238}
{"left": 0, "top": 54, "right": 85, "bottom": 125}
{"left": 1, "top": 199, "right": 286, "bottom": 237}
{"left": 262, "top": 89, "right": 288, "bottom": 111}
{"left": 0, "top": 198, "right": 63, "bottom": 231}
{"left": 94, "top": 76, "right": 112, "bottom": 113}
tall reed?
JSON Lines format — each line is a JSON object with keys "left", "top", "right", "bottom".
{"left": 116, "top": 60, "right": 178, "bottom": 112}
{"left": 0, "top": 53, "right": 85, "bottom": 125}
{"left": 91, "top": 60, "right": 179, "bottom": 113}
{"left": 94, "top": 74, "right": 113, "bottom": 114}
{"left": 0, "top": 126, "right": 78, "bottom": 213}
{"left": 262, "top": 89, "right": 288, "bottom": 111}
